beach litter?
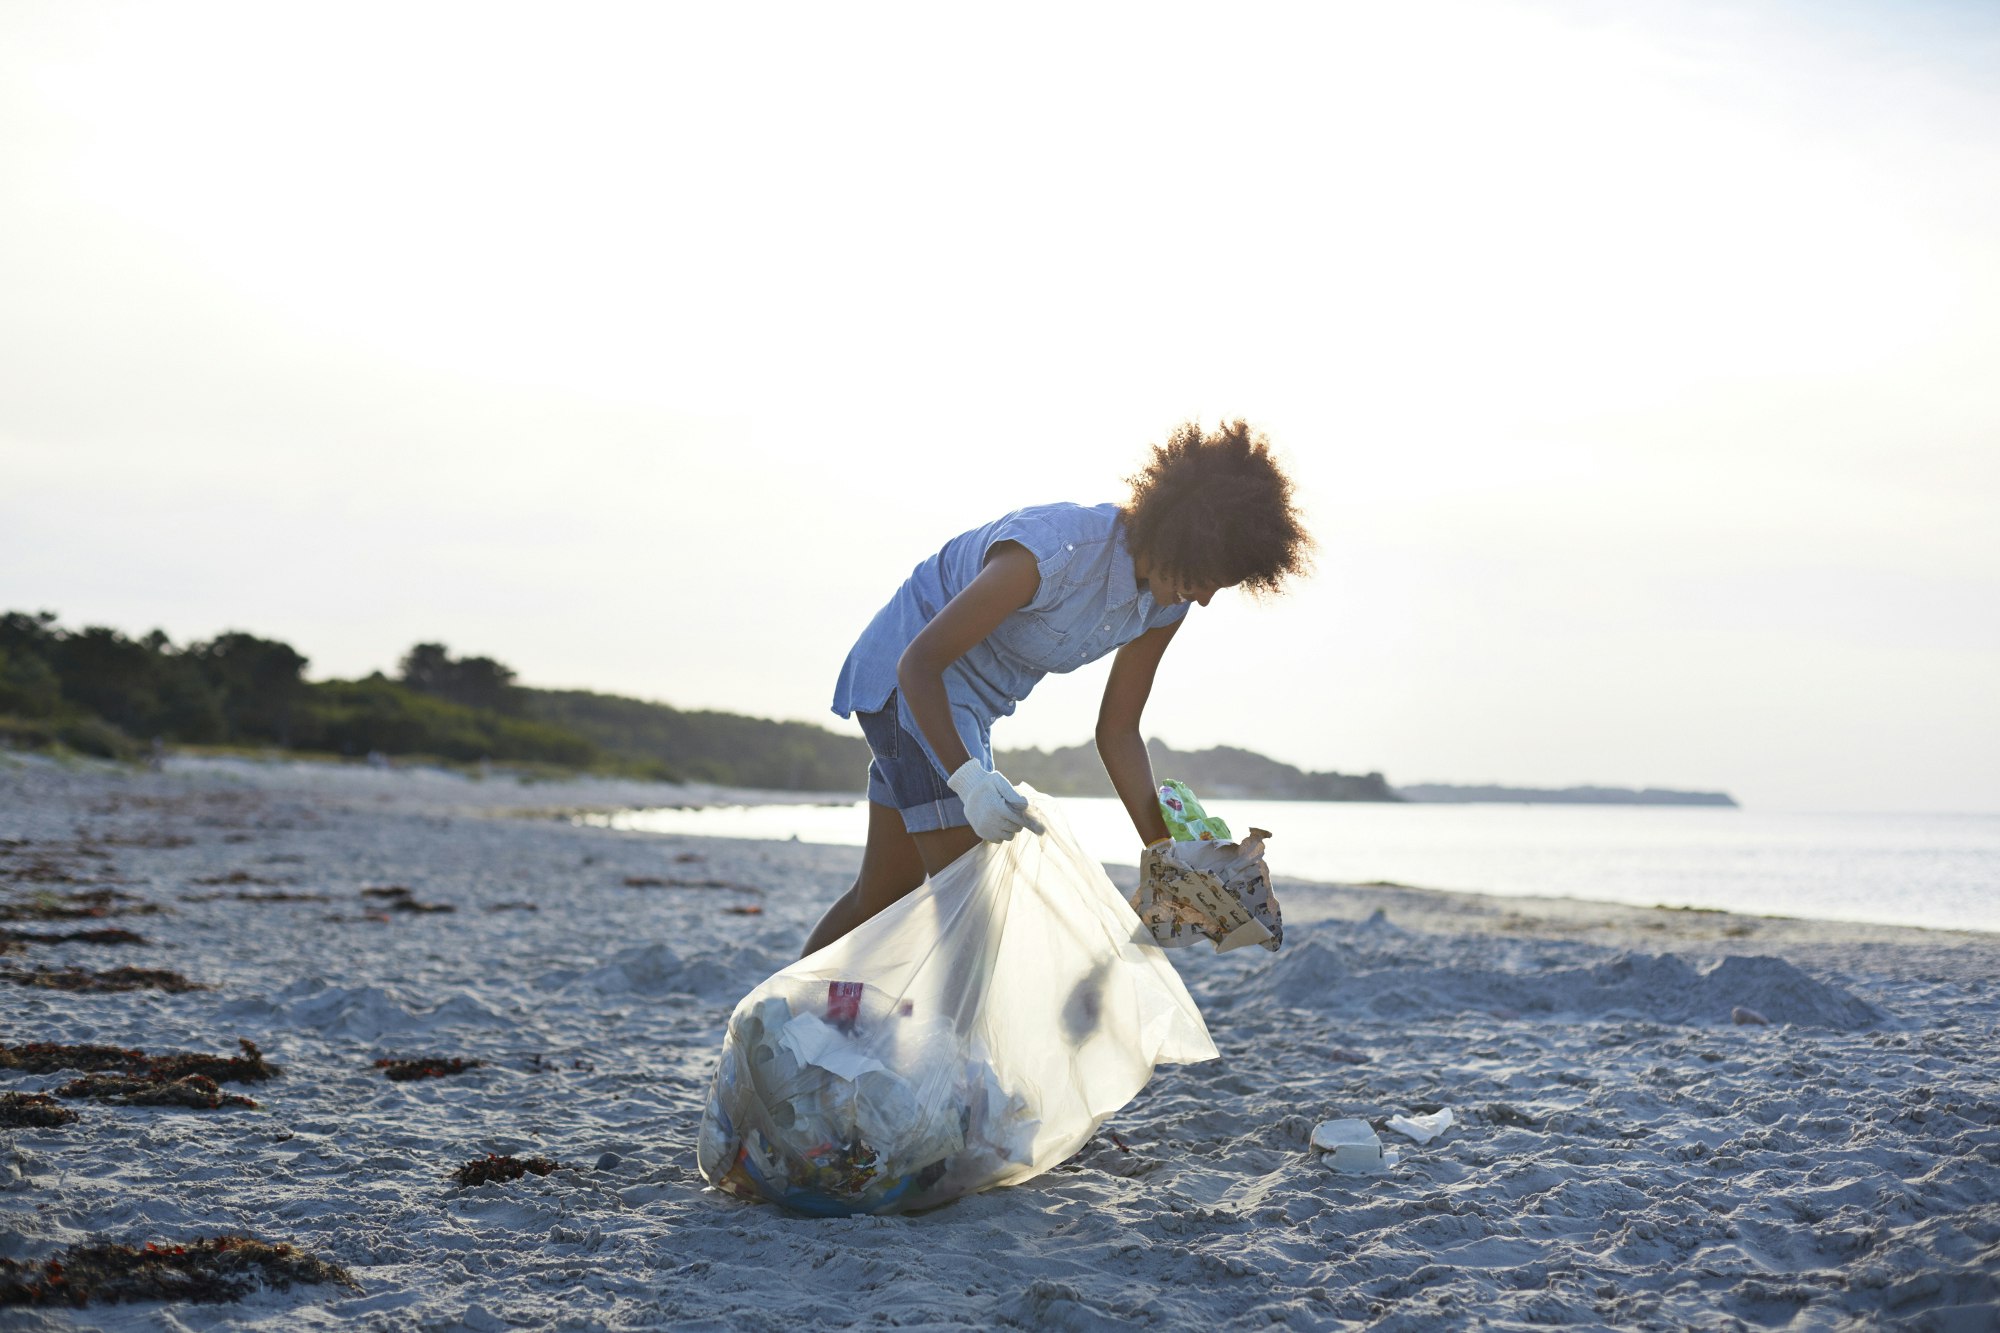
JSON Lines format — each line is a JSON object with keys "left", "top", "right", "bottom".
{"left": 1385, "top": 1107, "right": 1455, "bottom": 1144}
{"left": 1130, "top": 781, "right": 1284, "bottom": 953}
{"left": 698, "top": 789, "right": 1215, "bottom": 1217}
{"left": 1310, "top": 1117, "right": 1393, "bottom": 1173}
{"left": 0, "top": 1091, "right": 79, "bottom": 1128}
{"left": 454, "top": 1153, "right": 558, "bottom": 1187}
{"left": 0, "top": 1236, "right": 355, "bottom": 1307}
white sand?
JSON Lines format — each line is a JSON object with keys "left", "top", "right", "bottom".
{"left": 2, "top": 753, "right": 1995, "bottom": 1329}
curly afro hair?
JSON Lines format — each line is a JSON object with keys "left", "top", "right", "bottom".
{"left": 1119, "top": 419, "right": 1312, "bottom": 597}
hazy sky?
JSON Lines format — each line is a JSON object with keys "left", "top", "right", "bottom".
{"left": 3, "top": 1, "right": 1995, "bottom": 812}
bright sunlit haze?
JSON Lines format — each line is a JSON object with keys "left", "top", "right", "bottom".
{"left": 3, "top": 1, "right": 1995, "bottom": 811}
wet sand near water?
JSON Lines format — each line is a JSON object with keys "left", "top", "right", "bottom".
{"left": 2, "top": 753, "right": 1995, "bottom": 1329}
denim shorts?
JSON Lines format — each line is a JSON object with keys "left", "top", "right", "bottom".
{"left": 856, "top": 697, "right": 973, "bottom": 834}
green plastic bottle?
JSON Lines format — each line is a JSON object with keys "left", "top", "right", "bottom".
{"left": 1157, "top": 779, "right": 1232, "bottom": 842}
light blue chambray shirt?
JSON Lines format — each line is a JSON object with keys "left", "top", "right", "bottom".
{"left": 830, "top": 502, "right": 1190, "bottom": 773}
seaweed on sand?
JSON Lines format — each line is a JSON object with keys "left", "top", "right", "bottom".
{"left": 188, "top": 870, "right": 287, "bottom": 887}
{"left": 0, "top": 859, "right": 91, "bottom": 886}
{"left": 55, "top": 1073, "right": 259, "bottom": 1110}
{"left": 148, "top": 1039, "right": 280, "bottom": 1083}
{"left": 621, "top": 875, "right": 765, "bottom": 895}
{"left": 0, "top": 1091, "right": 79, "bottom": 1128}
{"left": 376, "top": 1056, "right": 481, "bottom": 1082}
{"left": 0, "top": 1041, "right": 149, "bottom": 1074}
{"left": 358, "top": 886, "right": 454, "bottom": 913}
{"left": 95, "top": 831, "right": 195, "bottom": 849}
{"left": 0, "top": 966, "right": 206, "bottom": 993}
{"left": 0, "top": 1038, "right": 277, "bottom": 1082}
{"left": 0, "top": 926, "right": 149, "bottom": 946}
{"left": 181, "top": 890, "right": 328, "bottom": 903}
{"left": 0, "top": 891, "right": 163, "bottom": 923}
{"left": 0, "top": 1235, "right": 355, "bottom": 1307}
{"left": 453, "top": 1153, "right": 558, "bottom": 1187}
{"left": 387, "top": 897, "right": 453, "bottom": 913}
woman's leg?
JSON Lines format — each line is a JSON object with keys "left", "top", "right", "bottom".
{"left": 801, "top": 801, "right": 930, "bottom": 956}
{"left": 909, "top": 826, "right": 981, "bottom": 878}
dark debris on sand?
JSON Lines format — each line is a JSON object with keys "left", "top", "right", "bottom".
{"left": 0, "top": 1235, "right": 354, "bottom": 1307}
{"left": 453, "top": 1153, "right": 558, "bottom": 1187}
{"left": 147, "top": 1039, "right": 281, "bottom": 1083}
{"left": 0, "top": 1041, "right": 150, "bottom": 1074}
{"left": 1, "top": 926, "right": 149, "bottom": 947}
{"left": 0, "top": 1091, "right": 79, "bottom": 1128}
{"left": 0, "top": 965, "right": 206, "bottom": 993}
{"left": 0, "top": 1038, "right": 278, "bottom": 1083}
{"left": 376, "top": 1056, "right": 481, "bottom": 1082}
{"left": 621, "top": 875, "right": 765, "bottom": 895}
{"left": 0, "top": 890, "right": 165, "bottom": 923}
{"left": 56, "top": 1073, "right": 260, "bottom": 1111}
{"left": 359, "top": 886, "right": 454, "bottom": 913}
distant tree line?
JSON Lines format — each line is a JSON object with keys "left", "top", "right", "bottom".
{"left": 0, "top": 610, "right": 867, "bottom": 784}
{"left": 2, "top": 609, "right": 1422, "bottom": 802}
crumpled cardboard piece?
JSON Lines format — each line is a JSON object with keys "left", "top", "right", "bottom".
{"left": 1131, "top": 829, "right": 1284, "bottom": 953}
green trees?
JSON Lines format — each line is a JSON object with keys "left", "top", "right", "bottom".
{"left": 186, "top": 633, "right": 310, "bottom": 746}
{"left": 524, "top": 689, "right": 868, "bottom": 790}
{"left": 0, "top": 611, "right": 855, "bottom": 784}
{"left": 398, "top": 643, "right": 521, "bottom": 714}
{"left": 0, "top": 614, "right": 588, "bottom": 763}
{"left": 296, "top": 676, "right": 597, "bottom": 767}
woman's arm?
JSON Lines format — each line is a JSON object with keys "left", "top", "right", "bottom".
{"left": 1095, "top": 617, "right": 1184, "bottom": 846}
{"left": 895, "top": 541, "right": 1041, "bottom": 775}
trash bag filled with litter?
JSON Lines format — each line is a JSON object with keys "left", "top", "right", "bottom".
{"left": 697, "top": 788, "right": 1216, "bottom": 1216}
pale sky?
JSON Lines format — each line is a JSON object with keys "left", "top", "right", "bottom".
{"left": 3, "top": 1, "right": 1996, "bottom": 812}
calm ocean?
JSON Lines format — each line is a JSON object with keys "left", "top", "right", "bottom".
{"left": 588, "top": 798, "right": 2000, "bottom": 935}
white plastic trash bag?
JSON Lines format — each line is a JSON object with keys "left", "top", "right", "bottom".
{"left": 697, "top": 787, "right": 1218, "bottom": 1216}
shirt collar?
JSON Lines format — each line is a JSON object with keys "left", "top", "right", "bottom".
{"left": 1110, "top": 516, "right": 1151, "bottom": 612}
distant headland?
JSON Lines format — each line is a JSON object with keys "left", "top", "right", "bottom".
{"left": 1395, "top": 783, "right": 1738, "bottom": 807}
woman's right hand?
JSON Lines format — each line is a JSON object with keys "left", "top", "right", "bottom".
{"left": 946, "top": 762, "right": 1046, "bottom": 842}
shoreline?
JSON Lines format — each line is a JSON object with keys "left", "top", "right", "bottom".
{"left": 2, "top": 752, "right": 1995, "bottom": 1328}
{"left": 17, "top": 748, "right": 1996, "bottom": 944}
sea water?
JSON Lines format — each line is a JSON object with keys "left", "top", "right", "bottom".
{"left": 583, "top": 799, "right": 2000, "bottom": 935}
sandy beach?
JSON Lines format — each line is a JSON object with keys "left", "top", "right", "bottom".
{"left": 2, "top": 753, "right": 1995, "bottom": 1330}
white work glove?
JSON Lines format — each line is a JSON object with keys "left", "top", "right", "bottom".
{"left": 946, "top": 760, "right": 1046, "bottom": 842}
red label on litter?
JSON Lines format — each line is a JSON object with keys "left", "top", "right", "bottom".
{"left": 827, "top": 981, "right": 863, "bottom": 1028}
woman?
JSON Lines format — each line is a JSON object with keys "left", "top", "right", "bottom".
{"left": 805, "top": 419, "right": 1311, "bottom": 955}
